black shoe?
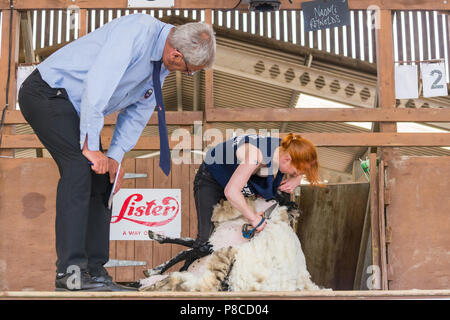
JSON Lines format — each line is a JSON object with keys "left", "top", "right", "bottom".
{"left": 55, "top": 271, "right": 109, "bottom": 292}
{"left": 89, "top": 274, "right": 138, "bottom": 291}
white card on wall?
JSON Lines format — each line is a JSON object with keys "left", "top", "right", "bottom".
{"left": 128, "top": 0, "right": 174, "bottom": 8}
{"left": 394, "top": 64, "right": 419, "bottom": 99}
{"left": 420, "top": 62, "right": 448, "bottom": 98}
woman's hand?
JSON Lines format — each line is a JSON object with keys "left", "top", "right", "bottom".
{"left": 278, "top": 175, "right": 302, "bottom": 194}
{"left": 249, "top": 211, "right": 266, "bottom": 233}
{"left": 108, "top": 158, "right": 124, "bottom": 195}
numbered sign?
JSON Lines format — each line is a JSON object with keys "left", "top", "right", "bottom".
{"left": 302, "top": 0, "right": 350, "bottom": 32}
{"left": 420, "top": 62, "right": 448, "bottom": 98}
{"left": 394, "top": 64, "right": 419, "bottom": 99}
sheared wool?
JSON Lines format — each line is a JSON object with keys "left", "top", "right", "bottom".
{"left": 140, "top": 197, "right": 325, "bottom": 292}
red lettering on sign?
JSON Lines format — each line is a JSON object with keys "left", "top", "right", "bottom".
{"left": 111, "top": 193, "right": 180, "bottom": 227}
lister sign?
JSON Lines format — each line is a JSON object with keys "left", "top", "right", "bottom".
{"left": 110, "top": 189, "right": 181, "bottom": 240}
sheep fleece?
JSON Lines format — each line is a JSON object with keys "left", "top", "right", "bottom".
{"left": 227, "top": 208, "right": 320, "bottom": 291}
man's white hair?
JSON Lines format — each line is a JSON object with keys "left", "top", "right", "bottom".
{"left": 169, "top": 22, "right": 216, "bottom": 69}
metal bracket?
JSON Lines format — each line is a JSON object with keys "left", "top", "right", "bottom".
{"left": 123, "top": 173, "right": 147, "bottom": 179}
{"left": 104, "top": 259, "right": 147, "bottom": 267}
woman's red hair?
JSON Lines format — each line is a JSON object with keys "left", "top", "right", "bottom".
{"left": 280, "top": 133, "right": 321, "bottom": 186}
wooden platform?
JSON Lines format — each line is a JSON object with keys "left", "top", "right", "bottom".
{"left": 1, "top": 290, "right": 449, "bottom": 300}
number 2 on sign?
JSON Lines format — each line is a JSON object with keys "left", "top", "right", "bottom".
{"left": 430, "top": 69, "right": 444, "bottom": 90}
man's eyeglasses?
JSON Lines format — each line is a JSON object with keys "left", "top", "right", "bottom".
{"left": 177, "top": 49, "right": 196, "bottom": 76}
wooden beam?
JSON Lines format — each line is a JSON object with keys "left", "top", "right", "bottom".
{"left": 4, "top": 110, "right": 203, "bottom": 125}
{"left": 205, "top": 107, "right": 450, "bottom": 122}
{"left": 2, "top": 0, "right": 449, "bottom": 10}
{"left": 174, "top": 0, "right": 450, "bottom": 10}
{"left": 3, "top": 132, "right": 450, "bottom": 149}
{"left": 2, "top": 289, "right": 450, "bottom": 299}
{"left": 10, "top": 0, "right": 128, "bottom": 9}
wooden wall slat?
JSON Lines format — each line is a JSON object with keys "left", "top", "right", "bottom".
{"left": 151, "top": 158, "right": 174, "bottom": 269}
{"left": 429, "top": 11, "right": 436, "bottom": 59}
{"left": 412, "top": 11, "right": 420, "bottom": 62}
{"left": 133, "top": 158, "right": 154, "bottom": 281}
{"left": 346, "top": 12, "right": 354, "bottom": 57}
{"left": 189, "top": 164, "right": 199, "bottom": 239}
{"left": 354, "top": 11, "right": 361, "bottom": 60}
{"left": 404, "top": 11, "right": 412, "bottom": 62}
{"left": 421, "top": 11, "right": 429, "bottom": 60}
{"left": 295, "top": 10, "right": 301, "bottom": 45}
{"left": 167, "top": 160, "right": 184, "bottom": 272}
{"left": 437, "top": 12, "right": 445, "bottom": 61}
{"left": 396, "top": 11, "right": 404, "bottom": 62}
{"left": 114, "top": 158, "right": 136, "bottom": 283}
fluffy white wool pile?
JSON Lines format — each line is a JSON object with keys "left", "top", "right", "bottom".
{"left": 226, "top": 205, "right": 320, "bottom": 291}
{"left": 139, "top": 197, "right": 324, "bottom": 292}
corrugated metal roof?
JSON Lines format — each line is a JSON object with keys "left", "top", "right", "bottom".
{"left": 13, "top": 19, "right": 450, "bottom": 177}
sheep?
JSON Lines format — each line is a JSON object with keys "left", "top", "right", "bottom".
{"left": 139, "top": 195, "right": 324, "bottom": 292}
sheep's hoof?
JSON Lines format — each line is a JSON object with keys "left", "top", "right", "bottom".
{"left": 148, "top": 230, "right": 165, "bottom": 243}
{"left": 143, "top": 268, "right": 161, "bottom": 278}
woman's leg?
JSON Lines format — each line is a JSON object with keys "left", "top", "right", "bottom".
{"left": 193, "top": 163, "right": 226, "bottom": 246}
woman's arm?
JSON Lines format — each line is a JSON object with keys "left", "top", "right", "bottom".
{"left": 224, "top": 144, "right": 266, "bottom": 231}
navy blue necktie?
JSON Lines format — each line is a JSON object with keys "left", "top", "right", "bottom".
{"left": 153, "top": 60, "right": 171, "bottom": 176}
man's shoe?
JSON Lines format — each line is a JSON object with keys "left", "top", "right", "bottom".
{"left": 55, "top": 271, "right": 109, "bottom": 292}
{"left": 90, "top": 274, "right": 138, "bottom": 291}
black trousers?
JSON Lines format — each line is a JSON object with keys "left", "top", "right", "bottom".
{"left": 193, "top": 162, "right": 226, "bottom": 246}
{"left": 18, "top": 69, "right": 113, "bottom": 276}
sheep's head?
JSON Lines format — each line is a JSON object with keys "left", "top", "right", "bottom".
{"left": 211, "top": 194, "right": 300, "bottom": 229}
{"left": 267, "top": 191, "right": 302, "bottom": 226}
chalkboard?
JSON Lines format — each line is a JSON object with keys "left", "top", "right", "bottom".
{"left": 302, "top": 0, "right": 351, "bottom": 32}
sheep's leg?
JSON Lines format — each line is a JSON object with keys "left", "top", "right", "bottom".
{"left": 179, "top": 242, "right": 214, "bottom": 271}
{"left": 143, "top": 248, "right": 194, "bottom": 277}
{"left": 142, "top": 247, "right": 238, "bottom": 292}
{"left": 148, "top": 230, "right": 195, "bottom": 248}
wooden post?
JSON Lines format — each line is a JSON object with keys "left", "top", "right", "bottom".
{"left": 375, "top": 10, "right": 397, "bottom": 160}
{"left": 378, "top": 160, "right": 388, "bottom": 290}
{"left": 78, "top": 9, "right": 88, "bottom": 38}
{"left": 20, "top": 11, "right": 35, "bottom": 63}
{"left": 374, "top": 9, "right": 397, "bottom": 290}
{"left": 0, "top": 9, "right": 20, "bottom": 158}
{"left": 203, "top": 9, "right": 214, "bottom": 147}
{"left": 369, "top": 153, "right": 380, "bottom": 290}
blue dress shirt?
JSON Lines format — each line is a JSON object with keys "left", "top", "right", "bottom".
{"left": 37, "top": 14, "right": 173, "bottom": 163}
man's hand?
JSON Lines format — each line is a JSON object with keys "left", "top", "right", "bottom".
{"left": 82, "top": 140, "right": 109, "bottom": 174}
{"left": 108, "top": 158, "right": 124, "bottom": 195}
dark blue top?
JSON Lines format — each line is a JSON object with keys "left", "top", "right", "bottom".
{"left": 204, "top": 135, "right": 283, "bottom": 200}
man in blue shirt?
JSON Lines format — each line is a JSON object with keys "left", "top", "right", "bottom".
{"left": 18, "top": 14, "right": 216, "bottom": 291}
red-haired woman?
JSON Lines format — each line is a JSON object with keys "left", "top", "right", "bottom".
{"left": 187, "top": 133, "right": 320, "bottom": 268}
